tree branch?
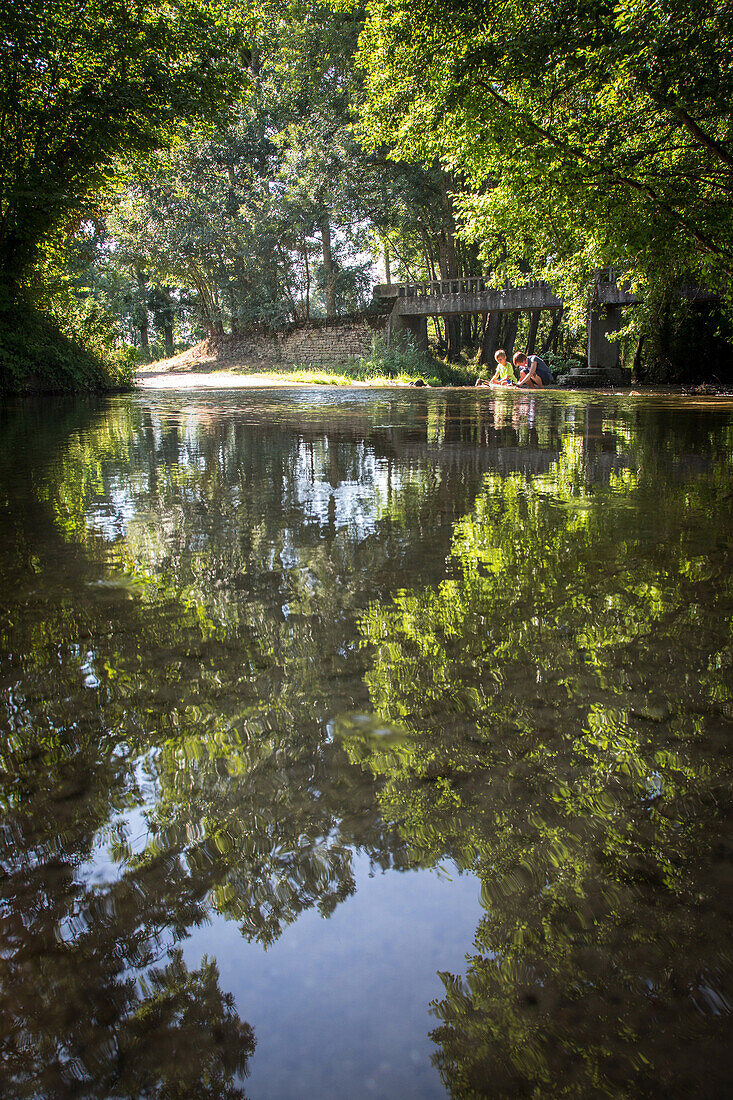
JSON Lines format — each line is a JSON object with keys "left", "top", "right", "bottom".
{"left": 476, "top": 79, "right": 733, "bottom": 277}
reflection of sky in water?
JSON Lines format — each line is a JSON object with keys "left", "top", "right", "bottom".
{"left": 85, "top": 486, "right": 141, "bottom": 542}
{"left": 80, "top": 777, "right": 483, "bottom": 1099}
{"left": 81, "top": 413, "right": 409, "bottom": 545}
{"left": 291, "top": 440, "right": 391, "bottom": 537}
{"left": 183, "top": 855, "right": 483, "bottom": 1100}
{"left": 75, "top": 396, "right": 648, "bottom": 546}
{"left": 80, "top": 753, "right": 162, "bottom": 889}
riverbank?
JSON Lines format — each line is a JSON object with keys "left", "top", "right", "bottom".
{"left": 136, "top": 367, "right": 399, "bottom": 388}
{"left": 0, "top": 304, "right": 134, "bottom": 395}
{"left": 136, "top": 367, "right": 733, "bottom": 397}
{"left": 136, "top": 365, "right": 420, "bottom": 388}
{"left": 136, "top": 335, "right": 475, "bottom": 387}
{"left": 136, "top": 348, "right": 733, "bottom": 394}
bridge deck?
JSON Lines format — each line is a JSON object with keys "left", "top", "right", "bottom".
{"left": 374, "top": 272, "right": 717, "bottom": 316}
{"left": 374, "top": 272, "right": 718, "bottom": 373}
{"left": 375, "top": 279, "right": 562, "bottom": 316}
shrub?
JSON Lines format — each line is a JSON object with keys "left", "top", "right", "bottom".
{"left": 356, "top": 335, "right": 476, "bottom": 385}
{"left": 0, "top": 298, "right": 135, "bottom": 395}
{"left": 357, "top": 334, "right": 430, "bottom": 379}
{"left": 544, "top": 351, "right": 587, "bottom": 377}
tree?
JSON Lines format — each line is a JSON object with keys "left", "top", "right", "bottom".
{"left": 97, "top": 0, "right": 490, "bottom": 350}
{"left": 107, "top": 113, "right": 292, "bottom": 340}
{"left": 0, "top": 0, "right": 248, "bottom": 303}
{"left": 351, "top": 0, "right": 733, "bottom": 320}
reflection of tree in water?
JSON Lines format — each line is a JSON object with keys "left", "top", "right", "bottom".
{"left": 0, "top": 669, "right": 256, "bottom": 1098}
{"left": 0, "top": 392, "right": 519, "bottom": 1094}
{"left": 2, "top": 393, "right": 732, "bottom": 1096}
{"left": 352, "top": 432, "right": 733, "bottom": 1096}
{"left": 0, "top": 447, "right": 255, "bottom": 1095}
{"left": 0, "top": 394, "right": 456, "bottom": 1092}
{"left": 31, "top": 397, "right": 463, "bottom": 941}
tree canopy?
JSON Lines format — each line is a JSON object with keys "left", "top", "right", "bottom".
{"left": 351, "top": 0, "right": 733, "bottom": 311}
{"left": 3, "top": 0, "right": 733, "bottom": 386}
{"left": 0, "top": 0, "right": 249, "bottom": 295}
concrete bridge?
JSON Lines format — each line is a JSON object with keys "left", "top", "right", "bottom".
{"left": 374, "top": 271, "right": 717, "bottom": 375}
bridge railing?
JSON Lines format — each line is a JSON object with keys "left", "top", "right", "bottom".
{"left": 380, "top": 269, "right": 717, "bottom": 300}
{"left": 389, "top": 277, "right": 551, "bottom": 299}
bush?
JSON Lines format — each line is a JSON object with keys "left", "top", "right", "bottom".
{"left": 0, "top": 298, "right": 135, "bottom": 394}
{"left": 544, "top": 351, "right": 587, "bottom": 377}
{"left": 356, "top": 334, "right": 430, "bottom": 379}
{"left": 355, "top": 335, "right": 475, "bottom": 385}
{"left": 641, "top": 303, "right": 733, "bottom": 385}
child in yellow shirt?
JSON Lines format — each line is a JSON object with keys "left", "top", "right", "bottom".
{"left": 488, "top": 349, "right": 517, "bottom": 385}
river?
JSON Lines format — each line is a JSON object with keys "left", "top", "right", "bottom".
{"left": 0, "top": 387, "right": 731, "bottom": 1098}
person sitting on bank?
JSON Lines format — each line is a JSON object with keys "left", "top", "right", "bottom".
{"left": 481, "top": 348, "right": 517, "bottom": 386}
{"left": 513, "top": 351, "right": 554, "bottom": 388}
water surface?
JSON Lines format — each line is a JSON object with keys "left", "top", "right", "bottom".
{"left": 1, "top": 388, "right": 731, "bottom": 1098}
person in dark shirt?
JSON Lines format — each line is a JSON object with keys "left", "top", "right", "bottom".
{"left": 513, "top": 352, "right": 554, "bottom": 388}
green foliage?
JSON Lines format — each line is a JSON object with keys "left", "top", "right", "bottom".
{"left": 640, "top": 300, "right": 733, "bottom": 383}
{"left": 352, "top": 0, "right": 733, "bottom": 328}
{"left": 356, "top": 333, "right": 433, "bottom": 379}
{"left": 0, "top": 0, "right": 250, "bottom": 389}
{"left": 344, "top": 334, "right": 475, "bottom": 384}
{"left": 6, "top": 0, "right": 730, "bottom": 381}
{"left": 0, "top": 0, "right": 248, "bottom": 283}
{"left": 543, "top": 351, "right": 587, "bottom": 378}
{"left": 52, "top": 295, "right": 137, "bottom": 378}
{"left": 0, "top": 300, "right": 134, "bottom": 394}
{"left": 97, "top": 3, "right": 450, "bottom": 341}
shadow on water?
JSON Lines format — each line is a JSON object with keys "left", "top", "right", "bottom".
{"left": 0, "top": 389, "right": 731, "bottom": 1096}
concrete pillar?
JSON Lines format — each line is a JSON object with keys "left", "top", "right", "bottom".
{"left": 587, "top": 303, "right": 623, "bottom": 369}
{"left": 389, "top": 309, "right": 428, "bottom": 353}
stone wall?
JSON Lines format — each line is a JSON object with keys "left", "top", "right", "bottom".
{"left": 218, "top": 313, "right": 387, "bottom": 366}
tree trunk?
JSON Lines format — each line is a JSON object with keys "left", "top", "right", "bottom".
{"left": 438, "top": 175, "right": 460, "bottom": 279}
{"left": 321, "top": 216, "right": 336, "bottom": 316}
{"left": 419, "top": 225, "right": 439, "bottom": 283}
{"left": 632, "top": 335, "right": 644, "bottom": 382}
{"left": 191, "top": 268, "right": 224, "bottom": 342}
{"left": 384, "top": 242, "right": 392, "bottom": 286}
{"left": 437, "top": 229, "right": 458, "bottom": 282}
{"left": 479, "top": 312, "right": 500, "bottom": 365}
{"left": 444, "top": 316, "right": 462, "bottom": 361}
{"left": 163, "top": 322, "right": 174, "bottom": 358}
{"left": 149, "top": 285, "right": 176, "bottom": 355}
{"left": 503, "top": 312, "right": 519, "bottom": 359}
{"left": 303, "top": 238, "right": 311, "bottom": 320}
{"left": 541, "top": 310, "right": 562, "bottom": 354}
{"left": 136, "top": 269, "right": 150, "bottom": 361}
{"left": 526, "top": 310, "right": 540, "bottom": 354}
{"left": 161, "top": 287, "right": 175, "bottom": 357}
{"left": 437, "top": 227, "right": 462, "bottom": 360}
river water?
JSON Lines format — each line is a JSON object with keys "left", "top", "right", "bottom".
{"left": 0, "top": 387, "right": 731, "bottom": 1098}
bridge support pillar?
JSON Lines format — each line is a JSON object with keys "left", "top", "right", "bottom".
{"left": 388, "top": 310, "right": 428, "bottom": 354}
{"left": 587, "top": 303, "right": 623, "bottom": 370}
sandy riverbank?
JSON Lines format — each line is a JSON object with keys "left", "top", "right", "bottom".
{"left": 136, "top": 368, "right": 318, "bottom": 389}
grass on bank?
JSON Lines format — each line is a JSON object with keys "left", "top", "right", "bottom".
{"left": 220, "top": 336, "right": 480, "bottom": 387}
